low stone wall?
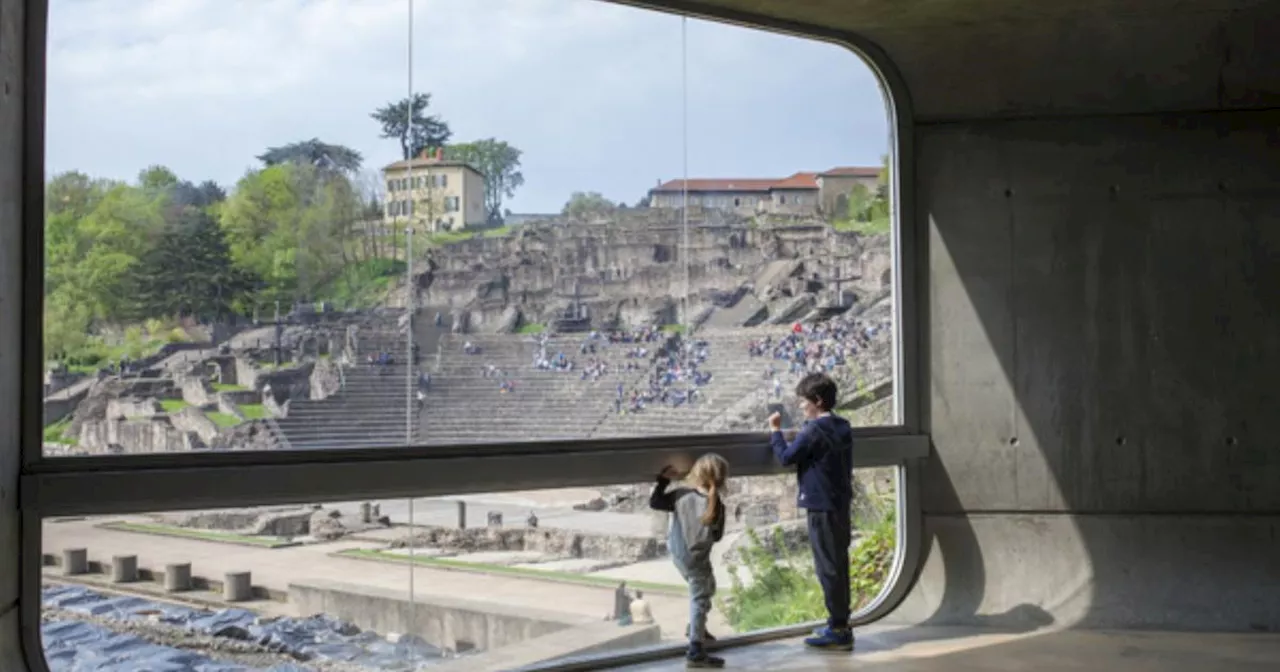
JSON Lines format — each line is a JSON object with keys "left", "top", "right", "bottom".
{"left": 78, "top": 418, "right": 194, "bottom": 454}
{"left": 433, "top": 620, "right": 662, "bottom": 671}
{"left": 390, "top": 525, "right": 665, "bottom": 563}
{"left": 171, "top": 407, "right": 218, "bottom": 445}
{"left": 288, "top": 579, "right": 591, "bottom": 653}
{"left": 179, "top": 376, "right": 215, "bottom": 407}
{"left": 155, "top": 506, "right": 317, "bottom": 538}
{"left": 106, "top": 397, "right": 162, "bottom": 419}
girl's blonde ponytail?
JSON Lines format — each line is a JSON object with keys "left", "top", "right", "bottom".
{"left": 702, "top": 481, "right": 719, "bottom": 525}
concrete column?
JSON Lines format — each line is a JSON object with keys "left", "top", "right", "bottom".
{"left": 456, "top": 500, "right": 466, "bottom": 529}
{"left": 164, "top": 563, "right": 192, "bottom": 592}
{"left": 223, "top": 571, "right": 252, "bottom": 602}
{"left": 62, "top": 548, "right": 88, "bottom": 576}
{"left": 110, "top": 555, "right": 138, "bottom": 583}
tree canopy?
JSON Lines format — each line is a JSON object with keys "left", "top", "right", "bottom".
{"left": 561, "top": 191, "right": 616, "bottom": 220}
{"left": 370, "top": 94, "right": 452, "bottom": 160}
{"left": 445, "top": 139, "right": 524, "bottom": 223}
{"left": 258, "top": 139, "right": 364, "bottom": 174}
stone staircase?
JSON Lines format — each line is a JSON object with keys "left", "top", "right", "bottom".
{"left": 272, "top": 323, "right": 421, "bottom": 450}
{"left": 418, "top": 333, "right": 656, "bottom": 445}
{"left": 589, "top": 329, "right": 775, "bottom": 438}
{"left": 268, "top": 313, "right": 895, "bottom": 449}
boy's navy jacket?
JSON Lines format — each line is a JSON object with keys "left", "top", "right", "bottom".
{"left": 770, "top": 414, "right": 854, "bottom": 512}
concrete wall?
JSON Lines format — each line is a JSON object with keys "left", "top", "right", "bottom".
{"left": 893, "top": 111, "right": 1280, "bottom": 632}
{"left": 288, "top": 579, "right": 590, "bottom": 653}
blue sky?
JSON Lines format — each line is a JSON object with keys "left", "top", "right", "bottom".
{"left": 46, "top": 0, "right": 889, "bottom": 212}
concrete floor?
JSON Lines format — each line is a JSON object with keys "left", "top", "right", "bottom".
{"left": 611, "top": 625, "right": 1280, "bottom": 671}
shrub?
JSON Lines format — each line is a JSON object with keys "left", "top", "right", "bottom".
{"left": 718, "top": 508, "right": 896, "bottom": 632}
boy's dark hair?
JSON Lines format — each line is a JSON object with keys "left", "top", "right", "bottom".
{"left": 795, "top": 373, "right": 838, "bottom": 411}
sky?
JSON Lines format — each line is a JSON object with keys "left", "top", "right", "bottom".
{"left": 46, "top": 0, "right": 890, "bottom": 213}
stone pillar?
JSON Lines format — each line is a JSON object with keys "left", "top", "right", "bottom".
{"left": 456, "top": 500, "right": 466, "bottom": 529}
{"left": 164, "top": 563, "right": 192, "bottom": 592}
{"left": 224, "top": 572, "right": 252, "bottom": 602}
{"left": 62, "top": 548, "right": 88, "bottom": 576}
{"left": 111, "top": 555, "right": 138, "bottom": 583}
{"left": 360, "top": 502, "right": 373, "bottom": 524}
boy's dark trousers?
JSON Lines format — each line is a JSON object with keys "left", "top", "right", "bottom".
{"left": 807, "top": 508, "right": 852, "bottom": 629}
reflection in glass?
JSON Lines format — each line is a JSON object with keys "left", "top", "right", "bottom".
{"left": 40, "top": 471, "right": 897, "bottom": 669}
{"left": 41, "top": 0, "right": 892, "bottom": 457}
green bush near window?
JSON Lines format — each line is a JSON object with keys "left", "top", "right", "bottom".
{"left": 719, "top": 507, "right": 896, "bottom": 632}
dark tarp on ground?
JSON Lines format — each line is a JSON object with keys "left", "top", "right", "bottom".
{"left": 41, "top": 584, "right": 457, "bottom": 671}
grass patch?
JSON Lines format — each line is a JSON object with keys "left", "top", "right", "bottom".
{"left": 212, "top": 383, "right": 246, "bottom": 392}
{"left": 422, "top": 230, "right": 476, "bottom": 247}
{"left": 100, "top": 521, "right": 296, "bottom": 548}
{"left": 516, "top": 322, "right": 546, "bottom": 335}
{"left": 239, "top": 403, "right": 268, "bottom": 420}
{"left": 832, "top": 216, "right": 891, "bottom": 236}
{"left": 206, "top": 412, "right": 242, "bottom": 428}
{"left": 159, "top": 399, "right": 189, "bottom": 413}
{"left": 338, "top": 549, "right": 684, "bottom": 595}
{"left": 482, "top": 225, "right": 511, "bottom": 238}
{"left": 660, "top": 324, "right": 687, "bottom": 334}
{"left": 315, "top": 258, "right": 406, "bottom": 311}
{"left": 43, "top": 419, "right": 76, "bottom": 445}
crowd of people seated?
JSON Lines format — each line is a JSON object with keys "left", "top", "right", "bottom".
{"left": 615, "top": 338, "right": 714, "bottom": 414}
{"left": 750, "top": 317, "right": 888, "bottom": 396}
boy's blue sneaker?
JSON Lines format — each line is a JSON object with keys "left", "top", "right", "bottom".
{"left": 804, "top": 626, "right": 854, "bottom": 651}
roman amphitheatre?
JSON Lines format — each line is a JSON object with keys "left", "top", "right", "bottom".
{"left": 41, "top": 208, "right": 898, "bottom": 670}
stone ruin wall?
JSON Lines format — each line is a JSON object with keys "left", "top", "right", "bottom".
{"left": 414, "top": 210, "right": 881, "bottom": 330}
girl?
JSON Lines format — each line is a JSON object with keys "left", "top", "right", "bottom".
{"left": 650, "top": 453, "right": 729, "bottom": 669}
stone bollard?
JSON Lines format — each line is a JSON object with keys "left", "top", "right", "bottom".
{"left": 111, "top": 555, "right": 138, "bottom": 583}
{"left": 456, "top": 501, "right": 466, "bottom": 529}
{"left": 62, "top": 548, "right": 88, "bottom": 576}
{"left": 360, "top": 502, "right": 373, "bottom": 524}
{"left": 487, "top": 511, "right": 503, "bottom": 528}
{"left": 223, "top": 571, "right": 252, "bottom": 602}
{"left": 164, "top": 563, "right": 192, "bottom": 592}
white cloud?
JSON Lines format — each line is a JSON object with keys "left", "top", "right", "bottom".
{"left": 46, "top": 0, "right": 888, "bottom": 211}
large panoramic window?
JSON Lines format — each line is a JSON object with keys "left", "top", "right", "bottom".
{"left": 26, "top": 1, "right": 918, "bottom": 671}
{"left": 40, "top": 0, "right": 899, "bottom": 457}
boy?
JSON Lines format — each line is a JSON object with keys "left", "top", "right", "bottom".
{"left": 769, "top": 372, "right": 855, "bottom": 651}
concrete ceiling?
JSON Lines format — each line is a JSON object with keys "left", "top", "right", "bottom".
{"left": 616, "top": 0, "right": 1280, "bottom": 120}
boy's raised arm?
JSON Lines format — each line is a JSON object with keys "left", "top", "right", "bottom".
{"left": 771, "top": 423, "right": 815, "bottom": 466}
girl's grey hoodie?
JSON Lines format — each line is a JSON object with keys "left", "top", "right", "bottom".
{"left": 649, "top": 474, "right": 725, "bottom": 569}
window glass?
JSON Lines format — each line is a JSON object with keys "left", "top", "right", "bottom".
{"left": 40, "top": 469, "right": 898, "bottom": 669}
{"left": 41, "top": 0, "right": 894, "bottom": 457}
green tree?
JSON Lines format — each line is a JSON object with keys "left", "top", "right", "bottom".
{"left": 370, "top": 94, "right": 452, "bottom": 160}
{"left": 444, "top": 139, "right": 524, "bottom": 223}
{"left": 561, "top": 191, "right": 616, "bottom": 220}
{"left": 258, "top": 138, "right": 363, "bottom": 174}
{"left": 219, "top": 163, "right": 360, "bottom": 305}
{"left": 128, "top": 209, "right": 257, "bottom": 321}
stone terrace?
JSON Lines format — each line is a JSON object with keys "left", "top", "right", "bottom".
{"left": 272, "top": 320, "right": 421, "bottom": 450}
{"left": 419, "top": 333, "right": 659, "bottom": 444}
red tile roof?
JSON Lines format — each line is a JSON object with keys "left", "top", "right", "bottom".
{"left": 818, "top": 166, "right": 880, "bottom": 178}
{"left": 652, "top": 178, "right": 780, "bottom": 193}
{"left": 771, "top": 172, "right": 820, "bottom": 190}
{"left": 652, "top": 166, "right": 878, "bottom": 194}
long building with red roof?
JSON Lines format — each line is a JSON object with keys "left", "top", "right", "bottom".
{"left": 648, "top": 165, "right": 880, "bottom": 216}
